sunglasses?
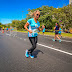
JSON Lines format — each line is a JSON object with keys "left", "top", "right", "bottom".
{"left": 36, "top": 14, "right": 40, "bottom": 17}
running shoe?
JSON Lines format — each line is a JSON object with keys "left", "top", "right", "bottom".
{"left": 52, "top": 39, "right": 55, "bottom": 41}
{"left": 59, "top": 39, "right": 61, "bottom": 42}
{"left": 25, "top": 50, "right": 29, "bottom": 58}
{"left": 30, "top": 54, "right": 34, "bottom": 58}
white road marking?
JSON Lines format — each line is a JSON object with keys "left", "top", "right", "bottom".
{"left": 37, "top": 43, "right": 72, "bottom": 56}
{"left": 20, "top": 38, "right": 22, "bottom": 39}
{"left": 6, "top": 33, "right": 10, "bottom": 36}
{"left": 24, "top": 39, "right": 26, "bottom": 41}
{"left": 62, "top": 40, "right": 72, "bottom": 43}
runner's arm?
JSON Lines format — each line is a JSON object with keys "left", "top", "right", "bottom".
{"left": 38, "top": 27, "right": 43, "bottom": 31}
{"left": 24, "top": 23, "right": 32, "bottom": 33}
{"left": 54, "top": 27, "right": 56, "bottom": 30}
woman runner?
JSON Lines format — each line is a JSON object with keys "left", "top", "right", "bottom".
{"left": 52, "top": 23, "right": 61, "bottom": 42}
{"left": 24, "top": 10, "right": 43, "bottom": 58}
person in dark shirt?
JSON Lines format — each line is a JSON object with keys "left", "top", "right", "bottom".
{"left": 52, "top": 23, "right": 61, "bottom": 42}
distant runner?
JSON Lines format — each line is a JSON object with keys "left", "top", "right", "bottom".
{"left": 42, "top": 25, "right": 45, "bottom": 35}
{"left": 2, "top": 27, "right": 4, "bottom": 33}
{"left": 52, "top": 23, "right": 61, "bottom": 42}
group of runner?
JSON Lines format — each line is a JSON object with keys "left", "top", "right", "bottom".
{"left": 1, "top": 27, "right": 9, "bottom": 33}
{"left": 1, "top": 27, "right": 14, "bottom": 33}
{"left": 24, "top": 10, "right": 62, "bottom": 58}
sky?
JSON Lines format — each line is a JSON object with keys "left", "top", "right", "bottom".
{"left": 0, "top": 0, "right": 69, "bottom": 24}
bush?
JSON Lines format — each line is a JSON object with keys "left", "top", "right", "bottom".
{"left": 45, "top": 29, "right": 53, "bottom": 32}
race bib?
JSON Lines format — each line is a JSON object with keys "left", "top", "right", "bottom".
{"left": 32, "top": 29, "right": 38, "bottom": 33}
{"left": 35, "top": 24, "right": 38, "bottom": 28}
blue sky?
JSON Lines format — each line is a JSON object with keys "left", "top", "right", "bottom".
{"left": 0, "top": 0, "right": 69, "bottom": 24}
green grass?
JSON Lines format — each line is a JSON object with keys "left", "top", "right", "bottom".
{"left": 39, "top": 32, "right": 72, "bottom": 38}
{"left": 61, "top": 33, "right": 72, "bottom": 38}
{"left": 17, "top": 30, "right": 72, "bottom": 38}
{"left": 38, "top": 32, "right": 55, "bottom": 36}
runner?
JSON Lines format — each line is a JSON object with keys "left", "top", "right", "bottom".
{"left": 24, "top": 10, "right": 43, "bottom": 58}
{"left": 42, "top": 25, "right": 45, "bottom": 35}
{"left": 58, "top": 27, "right": 62, "bottom": 38}
{"left": 6, "top": 28, "right": 8, "bottom": 32}
{"left": 12, "top": 28, "right": 13, "bottom": 31}
{"left": 2, "top": 27, "right": 4, "bottom": 33}
{"left": 52, "top": 23, "right": 61, "bottom": 42}
{"left": 11, "top": 27, "right": 13, "bottom": 32}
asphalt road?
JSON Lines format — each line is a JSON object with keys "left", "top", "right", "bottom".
{"left": 0, "top": 31, "right": 72, "bottom": 72}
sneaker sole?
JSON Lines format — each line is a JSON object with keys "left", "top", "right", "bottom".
{"left": 30, "top": 56, "right": 34, "bottom": 58}
{"left": 30, "top": 57, "right": 34, "bottom": 58}
{"left": 25, "top": 54, "right": 29, "bottom": 58}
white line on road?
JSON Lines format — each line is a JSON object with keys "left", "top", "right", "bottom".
{"left": 6, "top": 33, "right": 10, "bottom": 36}
{"left": 37, "top": 43, "right": 72, "bottom": 56}
{"left": 20, "top": 38, "right": 22, "bottom": 39}
{"left": 62, "top": 40, "right": 72, "bottom": 43}
{"left": 24, "top": 39, "right": 26, "bottom": 41}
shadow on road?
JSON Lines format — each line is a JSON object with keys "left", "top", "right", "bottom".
{"left": 33, "top": 49, "right": 44, "bottom": 58}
